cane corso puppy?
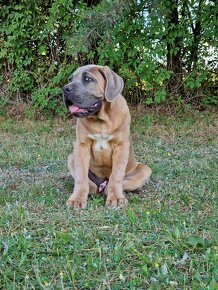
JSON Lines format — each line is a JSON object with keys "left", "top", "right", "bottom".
{"left": 63, "top": 65, "right": 152, "bottom": 208}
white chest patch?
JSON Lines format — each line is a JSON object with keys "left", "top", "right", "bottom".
{"left": 88, "top": 133, "right": 113, "bottom": 151}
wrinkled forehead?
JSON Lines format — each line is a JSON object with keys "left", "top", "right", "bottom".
{"left": 71, "top": 65, "right": 104, "bottom": 80}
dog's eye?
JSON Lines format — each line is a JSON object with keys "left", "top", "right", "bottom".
{"left": 68, "top": 77, "right": 73, "bottom": 83}
{"left": 84, "top": 76, "right": 93, "bottom": 82}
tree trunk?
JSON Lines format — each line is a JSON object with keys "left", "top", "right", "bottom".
{"left": 187, "top": 0, "right": 203, "bottom": 72}
{"left": 166, "top": 0, "right": 184, "bottom": 97}
{"left": 85, "top": 0, "right": 101, "bottom": 7}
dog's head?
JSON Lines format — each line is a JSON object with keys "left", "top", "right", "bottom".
{"left": 62, "top": 65, "right": 124, "bottom": 118}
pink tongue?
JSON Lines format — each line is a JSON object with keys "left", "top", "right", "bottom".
{"left": 69, "top": 105, "right": 87, "bottom": 113}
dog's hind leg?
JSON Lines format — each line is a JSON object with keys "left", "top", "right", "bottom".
{"left": 89, "top": 180, "right": 98, "bottom": 193}
{"left": 123, "top": 163, "right": 152, "bottom": 192}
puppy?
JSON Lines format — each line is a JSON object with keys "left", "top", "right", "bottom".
{"left": 63, "top": 65, "right": 152, "bottom": 208}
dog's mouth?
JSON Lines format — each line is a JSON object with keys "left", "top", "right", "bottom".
{"left": 67, "top": 101, "right": 102, "bottom": 118}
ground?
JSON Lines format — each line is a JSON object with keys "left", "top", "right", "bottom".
{"left": 0, "top": 110, "right": 217, "bottom": 289}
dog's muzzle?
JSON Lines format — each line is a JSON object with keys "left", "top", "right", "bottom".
{"left": 63, "top": 84, "right": 102, "bottom": 118}
{"left": 66, "top": 100, "right": 102, "bottom": 118}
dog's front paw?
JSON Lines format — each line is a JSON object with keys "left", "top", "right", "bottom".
{"left": 66, "top": 194, "right": 87, "bottom": 209}
{"left": 106, "top": 193, "right": 128, "bottom": 208}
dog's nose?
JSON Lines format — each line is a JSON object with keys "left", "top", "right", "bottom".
{"left": 62, "top": 83, "right": 73, "bottom": 94}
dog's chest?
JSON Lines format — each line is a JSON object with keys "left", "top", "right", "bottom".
{"left": 88, "top": 133, "right": 113, "bottom": 151}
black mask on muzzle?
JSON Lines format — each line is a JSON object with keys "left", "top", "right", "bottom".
{"left": 63, "top": 93, "right": 102, "bottom": 118}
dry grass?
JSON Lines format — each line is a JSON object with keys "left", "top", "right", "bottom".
{"left": 0, "top": 111, "right": 218, "bottom": 289}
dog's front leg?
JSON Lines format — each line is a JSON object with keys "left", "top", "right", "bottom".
{"left": 67, "top": 142, "right": 90, "bottom": 209}
{"left": 106, "top": 143, "right": 129, "bottom": 207}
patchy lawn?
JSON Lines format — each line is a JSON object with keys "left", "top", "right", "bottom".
{"left": 0, "top": 111, "right": 217, "bottom": 289}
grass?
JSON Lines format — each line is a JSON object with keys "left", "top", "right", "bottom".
{"left": 0, "top": 110, "right": 218, "bottom": 289}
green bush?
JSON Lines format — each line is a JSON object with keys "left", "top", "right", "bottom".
{"left": 0, "top": 0, "right": 217, "bottom": 115}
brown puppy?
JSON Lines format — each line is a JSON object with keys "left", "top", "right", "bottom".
{"left": 63, "top": 65, "right": 152, "bottom": 208}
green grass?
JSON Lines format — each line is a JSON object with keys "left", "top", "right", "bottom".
{"left": 0, "top": 111, "right": 218, "bottom": 289}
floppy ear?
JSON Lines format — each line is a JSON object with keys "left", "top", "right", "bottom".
{"left": 100, "top": 66, "right": 124, "bottom": 102}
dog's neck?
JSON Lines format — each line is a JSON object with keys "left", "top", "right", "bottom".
{"left": 86, "top": 98, "right": 117, "bottom": 122}
{"left": 79, "top": 95, "right": 128, "bottom": 132}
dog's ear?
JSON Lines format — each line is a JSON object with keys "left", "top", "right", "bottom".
{"left": 99, "top": 66, "right": 124, "bottom": 102}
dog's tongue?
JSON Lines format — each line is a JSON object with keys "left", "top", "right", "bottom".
{"left": 69, "top": 105, "right": 87, "bottom": 113}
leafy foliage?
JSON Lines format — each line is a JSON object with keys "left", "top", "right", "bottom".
{"left": 0, "top": 0, "right": 217, "bottom": 115}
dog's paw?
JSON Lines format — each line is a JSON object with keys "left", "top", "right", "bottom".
{"left": 66, "top": 195, "right": 87, "bottom": 209}
{"left": 106, "top": 194, "right": 128, "bottom": 208}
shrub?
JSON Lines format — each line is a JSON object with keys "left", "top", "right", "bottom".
{"left": 0, "top": 0, "right": 217, "bottom": 115}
